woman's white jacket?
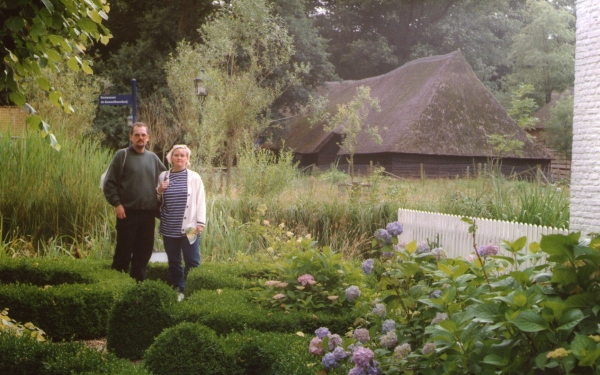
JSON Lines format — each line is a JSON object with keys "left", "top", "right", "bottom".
{"left": 157, "top": 169, "right": 206, "bottom": 231}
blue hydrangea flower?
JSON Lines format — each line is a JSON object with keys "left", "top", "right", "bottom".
{"left": 333, "top": 346, "right": 348, "bottom": 361}
{"left": 322, "top": 352, "right": 338, "bottom": 370}
{"left": 368, "top": 360, "right": 381, "bottom": 375}
{"left": 382, "top": 251, "right": 394, "bottom": 259}
{"left": 314, "top": 327, "right": 330, "bottom": 339}
{"left": 386, "top": 221, "right": 403, "bottom": 237}
{"left": 382, "top": 319, "right": 396, "bottom": 333}
{"left": 416, "top": 241, "right": 431, "bottom": 254}
{"left": 429, "top": 290, "right": 442, "bottom": 299}
{"left": 349, "top": 366, "right": 367, "bottom": 375}
{"left": 374, "top": 229, "right": 392, "bottom": 246}
{"left": 345, "top": 286, "right": 361, "bottom": 302}
{"left": 353, "top": 328, "right": 370, "bottom": 344}
{"left": 327, "top": 333, "right": 342, "bottom": 350}
{"left": 372, "top": 303, "right": 386, "bottom": 318}
{"left": 362, "top": 259, "right": 374, "bottom": 275}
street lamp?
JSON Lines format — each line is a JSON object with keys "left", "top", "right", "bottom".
{"left": 194, "top": 70, "right": 208, "bottom": 103}
{"left": 126, "top": 115, "right": 134, "bottom": 127}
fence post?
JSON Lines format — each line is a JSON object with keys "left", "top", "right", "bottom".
{"left": 420, "top": 163, "right": 424, "bottom": 184}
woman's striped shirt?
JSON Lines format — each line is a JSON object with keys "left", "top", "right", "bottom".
{"left": 159, "top": 169, "right": 188, "bottom": 237}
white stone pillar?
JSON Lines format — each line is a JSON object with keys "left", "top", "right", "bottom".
{"left": 570, "top": 0, "right": 600, "bottom": 234}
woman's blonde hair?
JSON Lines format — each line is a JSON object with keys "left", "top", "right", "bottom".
{"left": 166, "top": 144, "right": 192, "bottom": 167}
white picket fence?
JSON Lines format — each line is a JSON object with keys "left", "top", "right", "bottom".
{"left": 397, "top": 209, "right": 569, "bottom": 259}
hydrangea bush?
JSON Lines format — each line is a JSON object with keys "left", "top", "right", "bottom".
{"left": 309, "top": 220, "right": 600, "bottom": 374}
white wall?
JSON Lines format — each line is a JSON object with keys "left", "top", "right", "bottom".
{"left": 570, "top": 0, "right": 600, "bottom": 234}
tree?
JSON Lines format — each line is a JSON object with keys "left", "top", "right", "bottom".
{"left": 306, "top": 0, "right": 459, "bottom": 79}
{"left": 309, "top": 85, "right": 381, "bottom": 180}
{"left": 165, "top": 0, "right": 298, "bottom": 192}
{"left": 1, "top": 0, "right": 111, "bottom": 149}
{"left": 544, "top": 94, "right": 573, "bottom": 162}
{"left": 508, "top": 0, "right": 575, "bottom": 104}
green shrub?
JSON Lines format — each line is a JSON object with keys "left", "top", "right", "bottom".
{"left": 171, "top": 289, "right": 358, "bottom": 336}
{"left": 0, "top": 333, "right": 149, "bottom": 375}
{"left": 106, "top": 280, "right": 176, "bottom": 360}
{"left": 185, "top": 262, "right": 268, "bottom": 294}
{"left": 223, "top": 329, "right": 336, "bottom": 375}
{"left": 145, "top": 262, "right": 171, "bottom": 283}
{"left": 144, "top": 322, "right": 242, "bottom": 375}
{"left": 0, "top": 258, "right": 134, "bottom": 340}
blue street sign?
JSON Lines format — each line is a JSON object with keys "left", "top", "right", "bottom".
{"left": 98, "top": 94, "right": 133, "bottom": 106}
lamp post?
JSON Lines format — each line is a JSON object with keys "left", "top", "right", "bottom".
{"left": 194, "top": 70, "right": 208, "bottom": 103}
{"left": 126, "top": 115, "right": 134, "bottom": 128}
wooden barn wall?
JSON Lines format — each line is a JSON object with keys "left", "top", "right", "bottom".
{"left": 317, "top": 134, "right": 342, "bottom": 166}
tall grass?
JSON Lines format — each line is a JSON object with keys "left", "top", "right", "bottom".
{"left": 0, "top": 131, "right": 113, "bottom": 247}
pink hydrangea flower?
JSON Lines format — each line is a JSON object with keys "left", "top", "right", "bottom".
{"left": 265, "top": 280, "right": 279, "bottom": 287}
{"left": 309, "top": 337, "right": 323, "bottom": 355}
{"left": 272, "top": 293, "right": 285, "bottom": 300}
{"left": 297, "top": 274, "right": 315, "bottom": 286}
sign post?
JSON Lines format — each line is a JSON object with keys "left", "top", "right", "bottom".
{"left": 98, "top": 79, "right": 137, "bottom": 122}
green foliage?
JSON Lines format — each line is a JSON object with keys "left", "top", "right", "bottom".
{"left": 106, "top": 280, "right": 176, "bottom": 359}
{"left": 0, "top": 333, "right": 149, "bottom": 375}
{"left": 310, "top": 223, "right": 600, "bottom": 374}
{"left": 171, "top": 288, "right": 357, "bottom": 336}
{"left": 223, "top": 329, "right": 326, "bottom": 375}
{"left": 544, "top": 93, "right": 574, "bottom": 162}
{"left": 236, "top": 147, "right": 298, "bottom": 197}
{"left": 0, "top": 308, "right": 46, "bottom": 342}
{"left": 1, "top": 0, "right": 112, "bottom": 149}
{"left": 185, "top": 262, "right": 264, "bottom": 295}
{"left": 0, "top": 258, "right": 133, "bottom": 340}
{"left": 508, "top": 0, "right": 575, "bottom": 105}
{"left": 144, "top": 322, "right": 242, "bottom": 375}
{"left": 0, "top": 131, "right": 113, "bottom": 246}
{"left": 508, "top": 83, "right": 540, "bottom": 131}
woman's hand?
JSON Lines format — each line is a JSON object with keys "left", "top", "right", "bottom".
{"left": 196, "top": 225, "right": 204, "bottom": 234}
{"left": 157, "top": 179, "right": 169, "bottom": 193}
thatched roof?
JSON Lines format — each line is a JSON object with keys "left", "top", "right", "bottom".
{"left": 285, "top": 51, "right": 552, "bottom": 160}
{"left": 533, "top": 88, "right": 574, "bottom": 130}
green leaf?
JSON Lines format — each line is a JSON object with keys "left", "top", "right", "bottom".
{"left": 551, "top": 266, "right": 577, "bottom": 286}
{"left": 46, "top": 48, "right": 62, "bottom": 62}
{"left": 26, "top": 115, "right": 41, "bottom": 129}
{"left": 405, "top": 241, "right": 417, "bottom": 254}
{"left": 67, "top": 56, "right": 80, "bottom": 72}
{"left": 570, "top": 334, "right": 595, "bottom": 358}
{"left": 77, "top": 18, "right": 99, "bottom": 34}
{"left": 5, "top": 17, "right": 25, "bottom": 31}
{"left": 40, "top": 0, "right": 54, "bottom": 12}
{"left": 438, "top": 263, "right": 452, "bottom": 277}
{"left": 511, "top": 310, "right": 549, "bottom": 332}
{"left": 39, "top": 120, "right": 51, "bottom": 134}
{"left": 482, "top": 354, "right": 507, "bottom": 366}
{"left": 86, "top": 9, "right": 103, "bottom": 23}
{"left": 36, "top": 76, "right": 52, "bottom": 91}
{"left": 565, "top": 292, "right": 598, "bottom": 308}
{"left": 529, "top": 242, "right": 540, "bottom": 254}
{"left": 45, "top": 133, "right": 61, "bottom": 151}
{"left": 540, "top": 233, "right": 580, "bottom": 258}
{"left": 558, "top": 309, "right": 586, "bottom": 331}
{"left": 9, "top": 91, "right": 26, "bottom": 106}
{"left": 511, "top": 236, "right": 528, "bottom": 252}
{"left": 495, "top": 255, "right": 515, "bottom": 266}
{"left": 49, "top": 91, "right": 61, "bottom": 107}
{"left": 510, "top": 271, "right": 529, "bottom": 285}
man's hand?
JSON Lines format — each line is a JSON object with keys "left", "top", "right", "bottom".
{"left": 115, "top": 205, "right": 126, "bottom": 219}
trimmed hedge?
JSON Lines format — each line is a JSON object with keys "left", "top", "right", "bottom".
{"left": 171, "top": 289, "right": 358, "bottom": 336}
{"left": 0, "top": 258, "right": 134, "bottom": 340}
{"left": 144, "top": 322, "right": 242, "bottom": 375}
{"left": 185, "top": 262, "right": 272, "bottom": 294}
{"left": 0, "top": 333, "right": 149, "bottom": 375}
{"left": 222, "top": 329, "right": 341, "bottom": 375}
{"left": 106, "top": 280, "right": 176, "bottom": 360}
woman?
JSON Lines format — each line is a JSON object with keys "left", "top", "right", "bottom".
{"left": 157, "top": 145, "right": 206, "bottom": 300}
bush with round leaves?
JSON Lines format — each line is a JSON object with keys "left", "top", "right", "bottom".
{"left": 106, "top": 280, "right": 176, "bottom": 360}
{"left": 144, "top": 322, "right": 242, "bottom": 375}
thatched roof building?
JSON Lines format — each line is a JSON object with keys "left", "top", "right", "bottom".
{"left": 530, "top": 88, "right": 574, "bottom": 143}
{"left": 284, "top": 51, "right": 552, "bottom": 177}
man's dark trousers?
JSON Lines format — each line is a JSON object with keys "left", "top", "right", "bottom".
{"left": 112, "top": 209, "right": 156, "bottom": 282}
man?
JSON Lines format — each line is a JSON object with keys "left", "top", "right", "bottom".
{"left": 103, "top": 122, "right": 167, "bottom": 281}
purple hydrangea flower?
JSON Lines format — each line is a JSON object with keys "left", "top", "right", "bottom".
{"left": 368, "top": 360, "right": 381, "bottom": 375}
{"left": 431, "top": 248, "right": 446, "bottom": 260}
{"left": 349, "top": 366, "right": 367, "bottom": 375}
{"left": 327, "top": 333, "right": 342, "bottom": 350}
{"left": 382, "top": 319, "right": 396, "bottom": 333}
{"left": 374, "top": 229, "right": 393, "bottom": 245}
{"left": 362, "top": 259, "right": 374, "bottom": 275}
{"left": 315, "top": 327, "right": 330, "bottom": 339}
{"left": 354, "top": 328, "right": 370, "bottom": 344}
{"left": 309, "top": 337, "right": 323, "bottom": 355}
{"left": 422, "top": 342, "right": 436, "bottom": 355}
{"left": 476, "top": 244, "right": 499, "bottom": 258}
{"left": 345, "top": 286, "right": 361, "bottom": 302}
{"left": 380, "top": 331, "right": 398, "bottom": 348}
{"left": 416, "top": 241, "right": 431, "bottom": 254}
{"left": 429, "top": 290, "right": 442, "bottom": 299}
{"left": 386, "top": 221, "right": 403, "bottom": 237}
{"left": 322, "top": 352, "right": 338, "bottom": 369}
{"left": 382, "top": 251, "right": 394, "bottom": 259}
{"left": 353, "top": 347, "right": 375, "bottom": 368}
{"left": 372, "top": 303, "right": 386, "bottom": 318}
{"left": 332, "top": 346, "right": 348, "bottom": 361}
